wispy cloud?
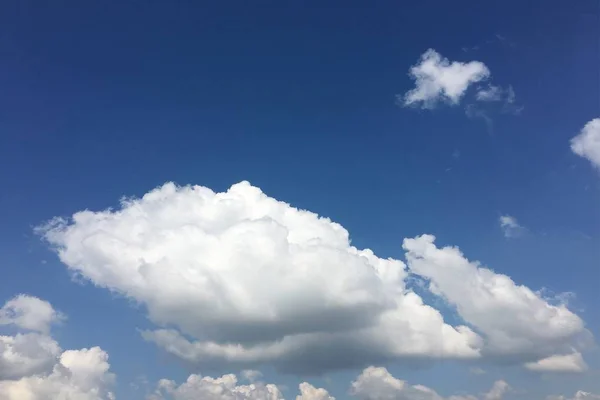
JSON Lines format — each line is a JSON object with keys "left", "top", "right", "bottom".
{"left": 499, "top": 215, "right": 526, "bottom": 238}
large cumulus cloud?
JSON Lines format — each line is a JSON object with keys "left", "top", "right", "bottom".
{"left": 37, "top": 182, "right": 590, "bottom": 373}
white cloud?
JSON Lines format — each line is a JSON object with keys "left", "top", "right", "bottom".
{"left": 0, "top": 347, "right": 116, "bottom": 400}
{"left": 0, "top": 295, "right": 116, "bottom": 400}
{"left": 402, "top": 234, "right": 587, "bottom": 360}
{"left": 147, "top": 372, "right": 334, "bottom": 400}
{"left": 151, "top": 367, "right": 513, "bottom": 400}
{"left": 547, "top": 391, "right": 600, "bottom": 400}
{"left": 498, "top": 215, "right": 526, "bottom": 238}
{"left": 38, "top": 182, "right": 481, "bottom": 373}
{"left": 0, "top": 294, "right": 64, "bottom": 333}
{"left": 571, "top": 118, "right": 600, "bottom": 169}
{"left": 403, "top": 49, "right": 490, "bottom": 108}
{"left": 37, "top": 182, "right": 590, "bottom": 373}
{"left": 525, "top": 352, "right": 588, "bottom": 373}
{"left": 0, "top": 332, "right": 61, "bottom": 380}
{"left": 297, "top": 382, "right": 335, "bottom": 400}
{"left": 349, "top": 366, "right": 507, "bottom": 400}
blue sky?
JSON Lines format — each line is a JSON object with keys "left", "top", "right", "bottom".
{"left": 0, "top": 1, "right": 599, "bottom": 399}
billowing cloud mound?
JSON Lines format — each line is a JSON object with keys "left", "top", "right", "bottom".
{"left": 571, "top": 118, "right": 600, "bottom": 169}
{"left": 403, "top": 49, "right": 490, "bottom": 108}
{"left": 0, "top": 295, "right": 115, "bottom": 400}
{"left": 38, "top": 182, "right": 589, "bottom": 373}
{"left": 0, "top": 294, "right": 64, "bottom": 334}
{"left": 350, "top": 366, "right": 508, "bottom": 400}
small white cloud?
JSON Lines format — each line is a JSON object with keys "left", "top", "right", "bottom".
{"left": 350, "top": 366, "right": 508, "bottom": 400}
{"left": 498, "top": 215, "right": 526, "bottom": 238}
{"left": 297, "top": 382, "right": 335, "bottom": 400}
{"left": 403, "top": 49, "right": 490, "bottom": 108}
{"left": 0, "top": 294, "right": 65, "bottom": 333}
{"left": 571, "top": 118, "right": 600, "bottom": 169}
{"left": 525, "top": 352, "right": 588, "bottom": 373}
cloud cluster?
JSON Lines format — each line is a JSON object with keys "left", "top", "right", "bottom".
{"left": 37, "top": 182, "right": 590, "bottom": 375}
{"left": 147, "top": 373, "right": 285, "bottom": 400}
{"left": 571, "top": 118, "right": 600, "bottom": 170}
{"left": 402, "top": 49, "right": 490, "bottom": 108}
{"left": 150, "top": 366, "right": 507, "bottom": 400}
{"left": 547, "top": 392, "right": 600, "bottom": 400}
{"left": 0, "top": 295, "right": 115, "bottom": 400}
